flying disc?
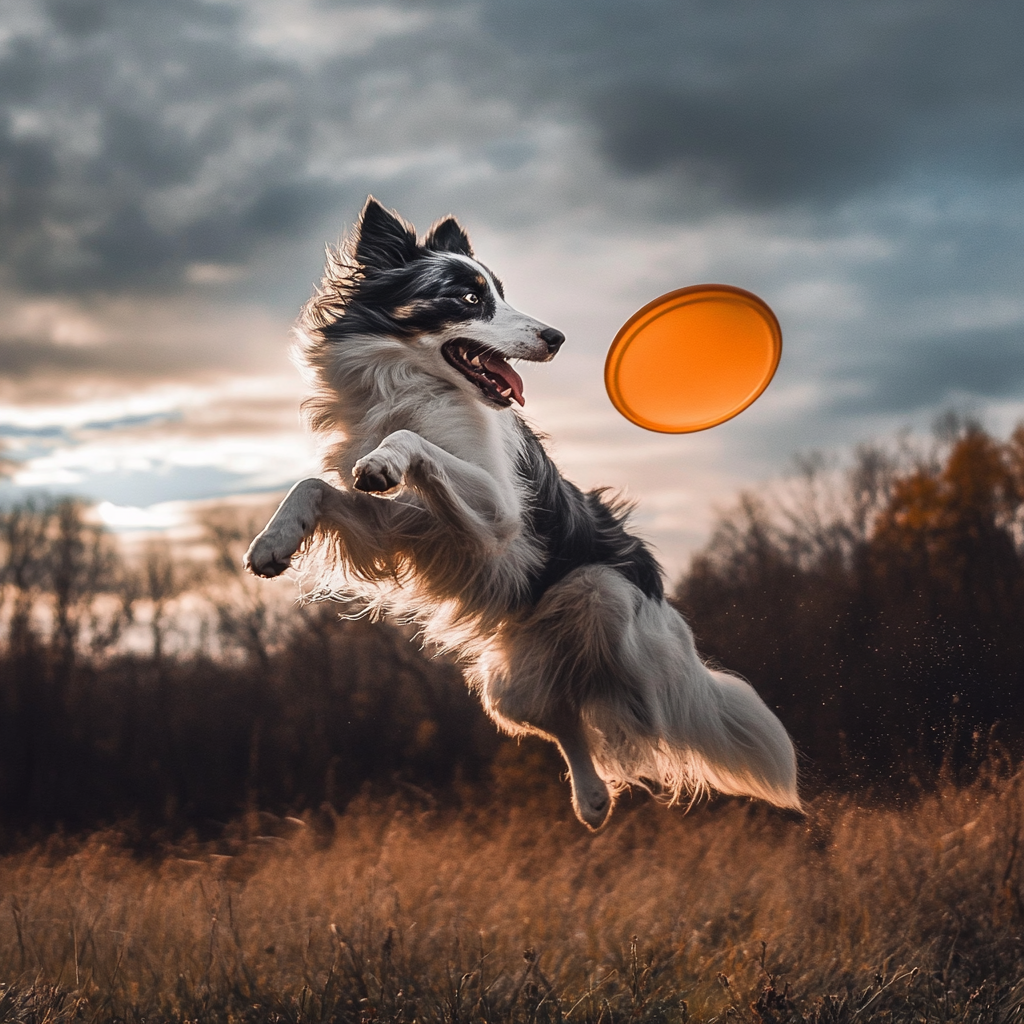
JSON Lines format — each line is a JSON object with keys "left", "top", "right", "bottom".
{"left": 604, "top": 284, "right": 782, "bottom": 433}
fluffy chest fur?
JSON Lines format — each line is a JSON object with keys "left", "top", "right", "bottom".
{"left": 317, "top": 333, "right": 526, "bottom": 502}
{"left": 287, "top": 198, "right": 670, "bottom": 635}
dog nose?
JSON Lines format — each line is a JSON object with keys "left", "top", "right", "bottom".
{"left": 540, "top": 327, "right": 565, "bottom": 354}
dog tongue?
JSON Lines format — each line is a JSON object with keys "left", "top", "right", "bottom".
{"left": 481, "top": 352, "right": 525, "bottom": 406}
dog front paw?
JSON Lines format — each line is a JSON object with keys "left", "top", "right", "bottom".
{"left": 244, "top": 523, "right": 305, "bottom": 577}
{"left": 352, "top": 447, "right": 406, "bottom": 494}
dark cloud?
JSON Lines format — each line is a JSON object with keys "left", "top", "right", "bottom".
{"left": 0, "top": 306, "right": 283, "bottom": 383}
{"left": 43, "top": 0, "right": 112, "bottom": 37}
{"left": 0, "top": 0, "right": 1022, "bottom": 455}
{"left": 0, "top": 333, "right": 216, "bottom": 378}
{"left": 2, "top": 0, "right": 1020, "bottom": 300}
{"left": 835, "top": 325, "right": 1024, "bottom": 415}
{"left": 0, "top": 336, "right": 110, "bottom": 376}
{"left": 477, "top": 0, "right": 1024, "bottom": 211}
{"left": 0, "top": 0, "right": 355, "bottom": 293}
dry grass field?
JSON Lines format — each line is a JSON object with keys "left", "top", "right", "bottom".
{"left": 3, "top": 757, "right": 1024, "bottom": 1024}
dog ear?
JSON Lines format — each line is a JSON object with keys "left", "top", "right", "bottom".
{"left": 424, "top": 216, "right": 473, "bottom": 257}
{"left": 354, "top": 197, "right": 418, "bottom": 271}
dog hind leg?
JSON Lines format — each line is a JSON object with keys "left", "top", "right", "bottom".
{"left": 474, "top": 654, "right": 613, "bottom": 830}
{"left": 544, "top": 710, "right": 612, "bottom": 831}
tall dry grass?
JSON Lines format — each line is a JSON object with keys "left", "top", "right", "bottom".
{"left": 2, "top": 764, "right": 1024, "bottom": 1023}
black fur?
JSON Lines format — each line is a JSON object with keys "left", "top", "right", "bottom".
{"left": 423, "top": 216, "right": 473, "bottom": 257}
{"left": 309, "top": 198, "right": 507, "bottom": 343}
{"left": 354, "top": 198, "right": 418, "bottom": 271}
{"left": 516, "top": 421, "right": 664, "bottom": 606}
{"left": 313, "top": 199, "right": 664, "bottom": 606}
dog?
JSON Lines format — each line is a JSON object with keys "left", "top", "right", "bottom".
{"left": 244, "top": 197, "right": 801, "bottom": 828}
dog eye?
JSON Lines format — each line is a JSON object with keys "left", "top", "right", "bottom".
{"left": 462, "top": 292, "right": 480, "bottom": 305}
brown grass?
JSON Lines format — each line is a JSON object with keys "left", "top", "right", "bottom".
{"left": 3, "top": 762, "right": 1024, "bottom": 1023}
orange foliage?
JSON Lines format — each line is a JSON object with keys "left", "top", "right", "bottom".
{"left": 677, "top": 420, "right": 1024, "bottom": 784}
{"left": 871, "top": 427, "right": 1020, "bottom": 620}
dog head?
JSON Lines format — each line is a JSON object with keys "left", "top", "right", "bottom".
{"left": 310, "top": 197, "right": 564, "bottom": 409}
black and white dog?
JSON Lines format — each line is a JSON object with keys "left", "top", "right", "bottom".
{"left": 245, "top": 197, "right": 800, "bottom": 828}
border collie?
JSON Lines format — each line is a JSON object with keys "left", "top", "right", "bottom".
{"left": 244, "top": 197, "right": 800, "bottom": 828}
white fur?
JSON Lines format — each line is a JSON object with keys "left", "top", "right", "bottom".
{"left": 245, "top": 226, "right": 801, "bottom": 829}
{"left": 477, "top": 567, "right": 800, "bottom": 817}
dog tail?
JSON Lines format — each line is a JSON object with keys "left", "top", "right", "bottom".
{"left": 586, "top": 658, "right": 801, "bottom": 813}
{"left": 677, "top": 667, "right": 801, "bottom": 810}
{"left": 587, "top": 661, "right": 802, "bottom": 812}
{"left": 558, "top": 572, "right": 801, "bottom": 811}
{"left": 493, "top": 564, "right": 801, "bottom": 812}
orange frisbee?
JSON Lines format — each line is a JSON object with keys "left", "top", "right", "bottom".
{"left": 605, "top": 284, "right": 782, "bottom": 433}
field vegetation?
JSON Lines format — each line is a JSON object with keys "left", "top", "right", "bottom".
{"left": 2, "top": 417, "right": 1024, "bottom": 1021}
{"left": 2, "top": 768, "right": 1024, "bottom": 1023}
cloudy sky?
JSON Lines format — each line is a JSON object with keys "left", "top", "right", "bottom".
{"left": 1, "top": 0, "right": 1022, "bottom": 575}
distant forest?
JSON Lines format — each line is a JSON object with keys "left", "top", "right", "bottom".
{"left": 675, "top": 417, "right": 1024, "bottom": 784}
{"left": 2, "top": 418, "right": 1023, "bottom": 841}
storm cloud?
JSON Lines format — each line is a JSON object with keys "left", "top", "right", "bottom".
{"left": 554, "top": 0, "right": 1024, "bottom": 210}
{"left": 1, "top": 0, "right": 1022, "bottom": 566}
{"left": 4, "top": 0, "right": 1020, "bottom": 294}
{"left": 0, "top": 0, "right": 348, "bottom": 292}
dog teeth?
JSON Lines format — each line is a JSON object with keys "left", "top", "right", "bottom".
{"left": 500, "top": 387, "right": 512, "bottom": 397}
{"left": 471, "top": 355, "right": 482, "bottom": 367}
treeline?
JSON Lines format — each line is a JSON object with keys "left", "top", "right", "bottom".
{"left": 675, "top": 417, "right": 1024, "bottom": 785}
{"left": 3, "top": 418, "right": 1024, "bottom": 840}
{"left": 0, "top": 504, "right": 499, "bottom": 844}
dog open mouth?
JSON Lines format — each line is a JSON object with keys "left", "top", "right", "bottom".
{"left": 442, "top": 340, "right": 525, "bottom": 408}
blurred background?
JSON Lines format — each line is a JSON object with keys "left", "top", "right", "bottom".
{"left": 1, "top": 0, "right": 1023, "bottom": 841}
